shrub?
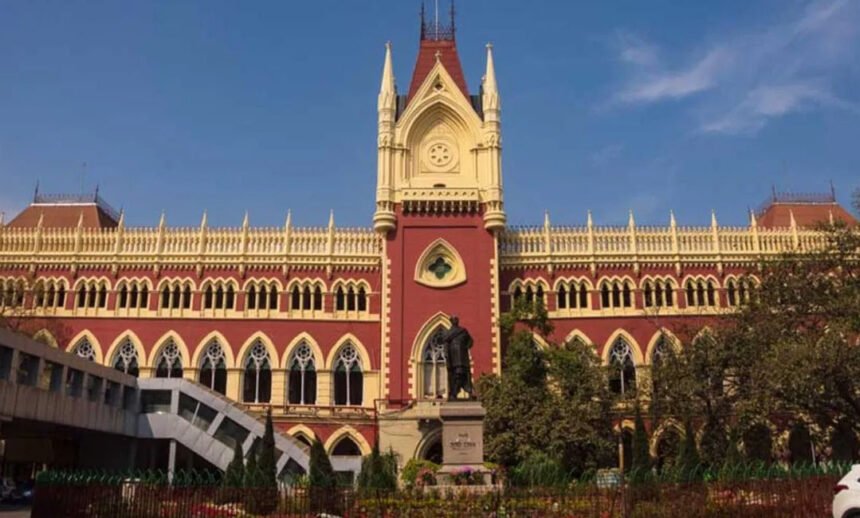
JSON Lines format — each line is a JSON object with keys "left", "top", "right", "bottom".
{"left": 357, "top": 442, "right": 398, "bottom": 492}
{"left": 509, "top": 452, "right": 569, "bottom": 487}
{"left": 401, "top": 459, "right": 440, "bottom": 488}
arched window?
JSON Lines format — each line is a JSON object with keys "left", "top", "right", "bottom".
{"left": 199, "top": 340, "right": 227, "bottom": 395}
{"left": 225, "top": 285, "right": 235, "bottom": 309}
{"left": 577, "top": 284, "right": 589, "bottom": 308}
{"left": 622, "top": 283, "right": 631, "bottom": 307}
{"left": 302, "top": 286, "right": 312, "bottom": 311}
{"left": 513, "top": 286, "right": 523, "bottom": 303}
{"left": 291, "top": 285, "right": 301, "bottom": 310}
{"left": 119, "top": 284, "right": 129, "bottom": 308}
{"left": 204, "top": 285, "right": 214, "bottom": 309}
{"left": 155, "top": 339, "right": 183, "bottom": 379}
{"left": 113, "top": 338, "right": 140, "bottom": 377}
{"left": 357, "top": 287, "right": 367, "bottom": 312}
{"left": 242, "top": 341, "right": 271, "bottom": 403}
{"left": 727, "top": 280, "right": 738, "bottom": 307}
{"left": 161, "top": 286, "right": 171, "bottom": 308}
{"left": 258, "top": 285, "right": 268, "bottom": 309}
{"left": 73, "top": 338, "right": 96, "bottom": 362}
{"left": 651, "top": 335, "right": 670, "bottom": 397}
{"left": 601, "top": 284, "right": 610, "bottom": 308}
{"left": 557, "top": 285, "right": 567, "bottom": 309}
{"left": 347, "top": 287, "right": 356, "bottom": 311}
{"left": 421, "top": 327, "right": 448, "bottom": 399}
{"left": 609, "top": 337, "right": 636, "bottom": 395}
{"left": 97, "top": 285, "right": 107, "bottom": 308}
{"left": 182, "top": 285, "right": 192, "bottom": 309}
{"left": 331, "top": 437, "right": 361, "bottom": 456}
{"left": 313, "top": 285, "right": 323, "bottom": 311}
{"left": 288, "top": 342, "right": 317, "bottom": 405}
{"left": 643, "top": 282, "right": 653, "bottom": 307}
{"left": 247, "top": 286, "right": 257, "bottom": 310}
{"left": 333, "top": 344, "right": 362, "bottom": 406}
{"left": 268, "top": 285, "right": 278, "bottom": 310}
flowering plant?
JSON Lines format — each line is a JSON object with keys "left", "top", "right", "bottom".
{"left": 451, "top": 467, "right": 482, "bottom": 486}
{"left": 415, "top": 467, "right": 437, "bottom": 487}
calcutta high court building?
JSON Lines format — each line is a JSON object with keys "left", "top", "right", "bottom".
{"left": 0, "top": 9, "right": 856, "bottom": 470}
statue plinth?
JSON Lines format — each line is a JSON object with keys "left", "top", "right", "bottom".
{"left": 436, "top": 400, "right": 493, "bottom": 486}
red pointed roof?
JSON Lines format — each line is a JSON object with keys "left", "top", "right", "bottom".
{"left": 756, "top": 192, "right": 857, "bottom": 228}
{"left": 406, "top": 35, "right": 469, "bottom": 104}
{"left": 6, "top": 192, "right": 119, "bottom": 229}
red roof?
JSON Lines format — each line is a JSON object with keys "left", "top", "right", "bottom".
{"left": 407, "top": 38, "right": 469, "bottom": 104}
{"left": 7, "top": 204, "right": 118, "bottom": 229}
{"left": 757, "top": 202, "right": 857, "bottom": 228}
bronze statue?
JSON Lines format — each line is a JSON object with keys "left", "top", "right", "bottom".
{"left": 443, "top": 315, "right": 474, "bottom": 400}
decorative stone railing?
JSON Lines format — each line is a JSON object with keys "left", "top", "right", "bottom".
{"left": 0, "top": 219, "right": 383, "bottom": 274}
{"left": 499, "top": 213, "right": 830, "bottom": 273}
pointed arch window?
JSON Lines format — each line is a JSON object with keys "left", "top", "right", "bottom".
{"left": 113, "top": 338, "right": 140, "bottom": 377}
{"left": 242, "top": 341, "right": 271, "bottom": 403}
{"left": 247, "top": 286, "right": 257, "bottom": 310}
{"left": 421, "top": 327, "right": 448, "bottom": 399}
{"left": 333, "top": 344, "right": 362, "bottom": 406}
{"left": 73, "top": 338, "right": 96, "bottom": 362}
{"left": 258, "top": 285, "right": 268, "bottom": 309}
{"left": 335, "top": 286, "right": 345, "bottom": 311}
{"left": 155, "top": 339, "right": 184, "bottom": 379}
{"left": 650, "top": 334, "right": 670, "bottom": 399}
{"left": 288, "top": 342, "right": 317, "bottom": 405}
{"left": 331, "top": 437, "right": 361, "bottom": 456}
{"left": 199, "top": 340, "right": 227, "bottom": 395}
{"left": 609, "top": 337, "right": 636, "bottom": 395}
{"left": 291, "top": 285, "right": 302, "bottom": 310}
{"left": 357, "top": 287, "right": 367, "bottom": 312}
{"left": 557, "top": 285, "right": 568, "bottom": 309}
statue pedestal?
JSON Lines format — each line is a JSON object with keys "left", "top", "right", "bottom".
{"left": 436, "top": 400, "right": 493, "bottom": 486}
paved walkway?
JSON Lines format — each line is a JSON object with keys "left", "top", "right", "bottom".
{"left": 0, "top": 505, "right": 30, "bottom": 517}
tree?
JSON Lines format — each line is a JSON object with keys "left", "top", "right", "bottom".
{"left": 308, "top": 436, "right": 336, "bottom": 489}
{"left": 224, "top": 442, "right": 245, "bottom": 488}
{"left": 480, "top": 297, "right": 615, "bottom": 477}
{"left": 244, "top": 440, "right": 259, "bottom": 487}
{"left": 356, "top": 442, "right": 397, "bottom": 492}
{"left": 630, "top": 405, "right": 651, "bottom": 475}
{"left": 258, "top": 409, "right": 278, "bottom": 487}
{"left": 676, "top": 420, "right": 700, "bottom": 478}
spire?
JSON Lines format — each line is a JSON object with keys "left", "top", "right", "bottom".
{"left": 328, "top": 209, "right": 335, "bottom": 229}
{"left": 482, "top": 43, "right": 500, "bottom": 114}
{"left": 711, "top": 209, "right": 718, "bottom": 228}
{"left": 159, "top": 210, "right": 166, "bottom": 228}
{"left": 200, "top": 210, "right": 208, "bottom": 229}
{"left": 587, "top": 210, "right": 593, "bottom": 228}
{"left": 0, "top": 212, "right": 4, "bottom": 226}
{"left": 242, "top": 211, "right": 250, "bottom": 229}
{"left": 669, "top": 210, "right": 677, "bottom": 228}
{"left": 628, "top": 209, "right": 635, "bottom": 228}
{"left": 117, "top": 209, "right": 125, "bottom": 228}
{"left": 749, "top": 209, "right": 757, "bottom": 228}
{"left": 407, "top": 0, "right": 468, "bottom": 104}
{"left": 285, "top": 209, "right": 292, "bottom": 229}
{"left": 379, "top": 42, "right": 396, "bottom": 105}
{"left": 33, "top": 180, "right": 40, "bottom": 202}
{"left": 543, "top": 210, "right": 551, "bottom": 229}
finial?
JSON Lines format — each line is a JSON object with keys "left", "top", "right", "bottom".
{"left": 33, "top": 180, "right": 40, "bottom": 202}
{"left": 420, "top": 1, "right": 426, "bottom": 39}
{"left": 628, "top": 209, "right": 635, "bottom": 228}
{"left": 328, "top": 209, "right": 335, "bottom": 229}
{"left": 587, "top": 210, "right": 593, "bottom": 227}
{"left": 435, "top": 50, "right": 442, "bottom": 62}
{"left": 285, "top": 209, "right": 292, "bottom": 229}
{"left": 789, "top": 209, "right": 797, "bottom": 229}
{"left": 159, "top": 210, "right": 166, "bottom": 228}
{"left": 543, "top": 210, "right": 550, "bottom": 229}
{"left": 669, "top": 210, "right": 676, "bottom": 227}
{"left": 749, "top": 209, "right": 757, "bottom": 228}
{"left": 830, "top": 180, "right": 836, "bottom": 201}
{"left": 242, "top": 211, "right": 249, "bottom": 229}
{"left": 450, "top": 0, "right": 456, "bottom": 38}
{"left": 117, "top": 209, "right": 125, "bottom": 228}
{"left": 200, "top": 210, "right": 208, "bottom": 228}
{"left": 0, "top": 212, "right": 5, "bottom": 226}
{"left": 710, "top": 209, "right": 718, "bottom": 228}
{"left": 771, "top": 184, "right": 777, "bottom": 202}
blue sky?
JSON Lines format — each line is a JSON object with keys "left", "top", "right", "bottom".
{"left": 1, "top": 0, "right": 858, "bottom": 227}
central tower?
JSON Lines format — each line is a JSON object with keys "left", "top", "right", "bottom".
{"left": 375, "top": 8, "right": 505, "bottom": 406}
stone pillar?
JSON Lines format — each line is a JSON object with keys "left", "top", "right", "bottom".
{"left": 227, "top": 368, "right": 242, "bottom": 402}
{"left": 437, "top": 401, "right": 492, "bottom": 485}
{"left": 317, "top": 371, "right": 332, "bottom": 406}
{"left": 167, "top": 439, "right": 177, "bottom": 483}
{"left": 270, "top": 369, "right": 286, "bottom": 407}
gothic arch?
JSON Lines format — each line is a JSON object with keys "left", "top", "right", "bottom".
{"left": 531, "top": 333, "right": 551, "bottom": 350}
{"left": 281, "top": 332, "right": 325, "bottom": 370}
{"left": 649, "top": 419, "right": 685, "bottom": 457}
{"left": 324, "top": 426, "right": 372, "bottom": 457}
{"left": 192, "top": 331, "right": 236, "bottom": 369}
{"left": 72, "top": 276, "right": 112, "bottom": 291}
{"left": 602, "top": 329, "right": 644, "bottom": 365}
{"left": 286, "top": 424, "right": 317, "bottom": 445}
{"left": 409, "top": 312, "right": 452, "bottom": 366}
{"left": 414, "top": 238, "right": 467, "bottom": 288}
{"left": 414, "top": 427, "right": 443, "bottom": 461}
{"left": 104, "top": 331, "right": 146, "bottom": 368}
{"left": 66, "top": 330, "right": 103, "bottom": 363}
{"left": 645, "top": 329, "right": 681, "bottom": 364}
{"left": 399, "top": 83, "right": 481, "bottom": 145}
{"left": 147, "top": 331, "right": 191, "bottom": 367}
{"left": 562, "top": 329, "right": 594, "bottom": 348}
{"left": 241, "top": 277, "right": 284, "bottom": 291}
{"left": 32, "top": 329, "right": 58, "bottom": 348}
{"left": 236, "top": 332, "right": 279, "bottom": 368}
{"left": 326, "top": 333, "right": 372, "bottom": 371}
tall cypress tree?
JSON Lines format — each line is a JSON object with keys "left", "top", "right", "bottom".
{"left": 309, "top": 436, "right": 336, "bottom": 489}
{"left": 225, "top": 441, "right": 245, "bottom": 488}
{"left": 677, "top": 420, "right": 701, "bottom": 480}
{"left": 245, "top": 440, "right": 259, "bottom": 487}
{"left": 630, "top": 405, "right": 651, "bottom": 479}
{"left": 258, "top": 409, "right": 278, "bottom": 487}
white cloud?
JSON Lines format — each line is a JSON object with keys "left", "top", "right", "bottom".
{"left": 612, "top": 0, "right": 860, "bottom": 135}
{"left": 618, "top": 49, "right": 730, "bottom": 103}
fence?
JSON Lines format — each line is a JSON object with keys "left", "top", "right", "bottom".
{"left": 32, "top": 464, "right": 846, "bottom": 518}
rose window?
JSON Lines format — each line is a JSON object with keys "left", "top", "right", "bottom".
{"left": 428, "top": 143, "right": 452, "bottom": 167}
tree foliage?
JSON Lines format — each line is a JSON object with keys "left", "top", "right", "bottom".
{"left": 308, "top": 436, "right": 336, "bottom": 489}
{"left": 257, "top": 409, "right": 278, "bottom": 488}
{"left": 481, "top": 297, "right": 615, "bottom": 477}
{"left": 224, "top": 442, "right": 245, "bottom": 488}
{"left": 631, "top": 405, "right": 651, "bottom": 473}
{"left": 356, "top": 442, "right": 397, "bottom": 491}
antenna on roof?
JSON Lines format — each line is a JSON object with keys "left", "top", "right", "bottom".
{"left": 830, "top": 180, "right": 836, "bottom": 201}
{"left": 33, "top": 180, "right": 40, "bottom": 202}
{"left": 450, "top": 0, "right": 456, "bottom": 39}
{"left": 434, "top": 0, "right": 440, "bottom": 40}
{"left": 771, "top": 184, "right": 777, "bottom": 202}
{"left": 420, "top": 1, "right": 426, "bottom": 39}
